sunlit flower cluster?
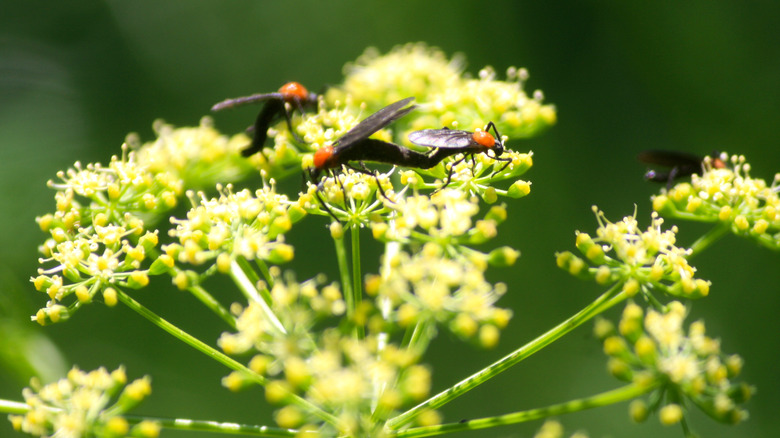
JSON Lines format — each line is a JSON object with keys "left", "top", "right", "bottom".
{"left": 556, "top": 207, "right": 710, "bottom": 300}
{"left": 366, "top": 242, "right": 512, "bottom": 347}
{"left": 9, "top": 366, "right": 159, "bottom": 438}
{"left": 595, "top": 302, "right": 753, "bottom": 426}
{"left": 217, "top": 275, "right": 434, "bottom": 435}
{"left": 652, "top": 153, "right": 780, "bottom": 250}
{"left": 166, "top": 183, "right": 303, "bottom": 272}
{"left": 33, "top": 151, "right": 177, "bottom": 324}
{"left": 403, "top": 150, "right": 533, "bottom": 200}
{"left": 300, "top": 171, "right": 398, "bottom": 225}
{"left": 339, "top": 43, "right": 556, "bottom": 140}
{"left": 132, "top": 118, "right": 257, "bottom": 190}
{"left": 340, "top": 43, "right": 465, "bottom": 113}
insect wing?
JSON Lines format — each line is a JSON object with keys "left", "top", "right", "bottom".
{"left": 333, "top": 97, "right": 416, "bottom": 151}
{"left": 408, "top": 129, "right": 474, "bottom": 148}
{"left": 637, "top": 150, "right": 702, "bottom": 168}
{"left": 211, "top": 92, "right": 283, "bottom": 112}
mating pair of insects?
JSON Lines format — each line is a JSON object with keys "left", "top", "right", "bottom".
{"left": 210, "top": 83, "right": 513, "bottom": 200}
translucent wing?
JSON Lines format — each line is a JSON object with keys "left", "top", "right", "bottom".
{"left": 408, "top": 128, "right": 474, "bottom": 148}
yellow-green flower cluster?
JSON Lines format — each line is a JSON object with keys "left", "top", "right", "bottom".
{"left": 340, "top": 43, "right": 556, "bottom": 140}
{"left": 596, "top": 302, "right": 753, "bottom": 426}
{"left": 166, "top": 184, "right": 304, "bottom": 272}
{"left": 217, "top": 275, "right": 433, "bottom": 435}
{"left": 401, "top": 151, "right": 533, "bottom": 201}
{"left": 373, "top": 188, "right": 518, "bottom": 254}
{"left": 302, "top": 170, "right": 398, "bottom": 225}
{"left": 652, "top": 153, "right": 780, "bottom": 250}
{"left": 9, "top": 366, "right": 159, "bottom": 438}
{"left": 556, "top": 207, "right": 710, "bottom": 300}
{"left": 366, "top": 242, "right": 513, "bottom": 347}
{"left": 33, "top": 151, "right": 176, "bottom": 324}
{"left": 132, "top": 118, "right": 257, "bottom": 190}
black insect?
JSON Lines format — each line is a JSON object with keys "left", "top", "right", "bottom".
{"left": 211, "top": 82, "right": 318, "bottom": 157}
{"left": 308, "top": 97, "right": 433, "bottom": 218}
{"left": 309, "top": 97, "right": 423, "bottom": 182}
{"left": 407, "top": 121, "right": 512, "bottom": 187}
{"left": 638, "top": 150, "right": 726, "bottom": 186}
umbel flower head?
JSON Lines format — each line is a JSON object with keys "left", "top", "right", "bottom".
{"left": 651, "top": 152, "right": 780, "bottom": 251}
{"left": 556, "top": 207, "right": 710, "bottom": 300}
{"left": 33, "top": 150, "right": 176, "bottom": 324}
{"left": 33, "top": 119, "right": 263, "bottom": 323}
{"left": 217, "top": 273, "right": 434, "bottom": 435}
{"left": 131, "top": 118, "right": 257, "bottom": 190}
{"left": 8, "top": 366, "right": 159, "bottom": 438}
{"left": 595, "top": 302, "right": 753, "bottom": 427}
{"left": 366, "top": 242, "right": 512, "bottom": 348}
{"left": 339, "top": 43, "right": 556, "bottom": 140}
{"left": 166, "top": 182, "right": 303, "bottom": 273}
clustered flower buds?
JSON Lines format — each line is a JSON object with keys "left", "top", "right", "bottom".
{"left": 595, "top": 302, "right": 753, "bottom": 426}
{"left": 9, "top": 366, "right": 159, "bottom": 438}
{"left": 556, "top": 207, "right": 710, "bottom": 300}
{"left": 652, "top": 153, "right": 780, "bottom": 250}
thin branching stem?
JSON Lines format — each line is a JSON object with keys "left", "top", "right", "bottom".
{"left": 114, "top": 288, "right": 338, "bottom": 426}
{"left": 388, "top": 283, "right": 626, "bottom": 429}
{"left": 389, "top": 382, "right": 657, "bottom": 437}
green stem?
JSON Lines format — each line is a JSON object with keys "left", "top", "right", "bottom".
{"left": 187, "top": 283, "right": 236, "bottom": 329}
{"left": 350, "top": 225, "right": 365, "bottom": 339}
{"left": 387, "top": 283, "right": 626, "bottom": 430}
{"left": 687, "top": 222, "right": 730, "bottom": 258}
{"left": 389, "top": 382, "right": 657, "bottom": 437}
{"left": 333, "top": 226, "right": 354, "bottom": 317}
{"left": 0, "top": 399, "right": 29, "bottom": 415}
{"left": 254, "top": 259, "right": 275, "bottom": 290}
{"left": 114, "top": 289, "right": 337, "bottom": 425}
{"left": 124, "top": 415, "right": 304, "bottom": 437}
{"left": 230, "top": 259, "right": 286, "bottom": 335}
{"left": 234, "top": 256, "right": 272, "bottom": 304}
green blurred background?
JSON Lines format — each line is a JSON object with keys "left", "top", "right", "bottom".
{"left": 2, "top": 1, "right": 779, "bottom": 437}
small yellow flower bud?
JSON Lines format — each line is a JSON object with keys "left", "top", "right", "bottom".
{"left": 603, "top": 336, "right": 627, "bottom": 356}
{"left": 75, "top": 285, "right": 91, "bottom": 303}
{"left": 329, "top": 221, "right": 344, "bottom": 239}
{"left": 106, "top": 417, "right": 129, "bottom": 435}
{"left": 659, "top": 404, "right": 683, "bottom": 425}
{"left": 622, "top": 278, "right": 640, "bottom": 297}
{"left": 507, "top": 180, "right": 531, "bottom": 198}
{"left": 134, "top": 420, "right": 161, "bottom": 438}
{"left": 265, "top": 380, "right": 291, "bottom": 404}
{"left": 718, "top": 205, "right": 733, "bottom": 221}
{"left": 216, "top": 253, "right": 232, "bottom": 273}
{"left": 752, "top": 218, "right": 769, "bottom": 234}
{"left": 685, "top": 197, "right": 702, "bottom": 212}
{"left": 172, "top": 272, "right": 189, "bottom": 290}
{"left": 416, "top": 409, "right": 442, "bottom": 427}
{"left": 479, "top": 324, "right": 500, "bottom": 349}
{"left": 284, "top": 357, "right": 310, "bottom": 388}
{"left": 481, "top": 187, "right": 498, "bottom": 204}
{"left": 129, "top": 271, "right": 150, "bottom": 288}
{"left": 249, "top": 355, "right": 270, "bottom": 375}
{"left": 734, "top": 215, "right": 749, "bottom": 230}
{"left": 629, "top": 399, "right": 649, "bottom": 423}
{"left": 222, "top": 371, "right": 247, "bottom": 392}
{"left": 595, "top": 266, "right": 612, "bottom": 284}
{"left": 103, "top": 287, "right": 118, "bottom": 307}
{"left": 275, "top": 406, "right": 303, "bottom": 428}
